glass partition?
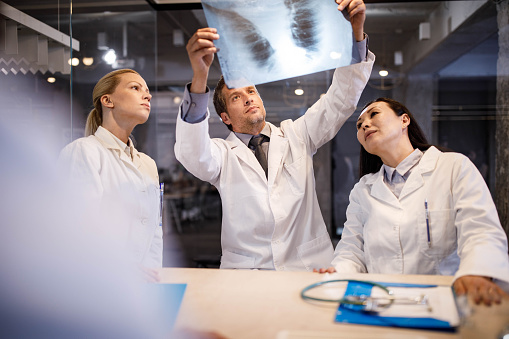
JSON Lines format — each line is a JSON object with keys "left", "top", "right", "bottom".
{"left": 0, "top": 0, "right": 503, "bottom": 267}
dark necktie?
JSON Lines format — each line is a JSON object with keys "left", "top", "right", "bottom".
{"left": 249, "top": 135, "right": 269, "bottom": 177}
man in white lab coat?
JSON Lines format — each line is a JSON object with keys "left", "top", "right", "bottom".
{"left": 175, "top": 0, "right": 374, "bottom": 270}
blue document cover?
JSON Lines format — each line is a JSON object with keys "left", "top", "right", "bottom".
{"left": 148, "top": 283, "right": 187, "bottom": 333}
{"left": 335, "top": 281, "right": 458, "bottom": 331}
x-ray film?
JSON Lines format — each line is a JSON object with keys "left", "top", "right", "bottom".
{"left": 202, "top": 0, "right": 354, "bottom": 88}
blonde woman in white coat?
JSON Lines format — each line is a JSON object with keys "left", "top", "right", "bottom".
{"left": 319, "top": 97, "right": 509, "bottom": 306}
{"left": 59, "top": 69, "right": 162, "bottom": 280}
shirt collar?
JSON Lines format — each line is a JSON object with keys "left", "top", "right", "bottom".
{"left": 95, "top": 126, "right": 133, "bottom": 160}
{"left": 383, "top": 148, "right": 423, "bottom": 182}
{"left": 235, "top": 123, "right": 271, "bottom": 148}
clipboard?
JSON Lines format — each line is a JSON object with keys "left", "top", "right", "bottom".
{"left": 335, "top": 281, "right": 460, "bottom": 331}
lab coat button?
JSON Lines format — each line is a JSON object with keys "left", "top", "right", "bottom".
{"left": 141, "top": 219, "right": 148, "bottom": 225}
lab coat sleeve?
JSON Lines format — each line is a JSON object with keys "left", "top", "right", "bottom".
{"left": 295, "top": 51, "right": 375, "bottom": 154}
{"left": 331, "top": 181, "right": 369, "bottom": 273}
{"left": 451, "top": 155, "right": 509, "bottom": 284}
{"left": 174, "top": 108, "right": 223, "bottom": 185}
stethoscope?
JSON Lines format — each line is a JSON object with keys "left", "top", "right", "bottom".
{"left": 301, "top": 279, "right": 430, "bottom": 312}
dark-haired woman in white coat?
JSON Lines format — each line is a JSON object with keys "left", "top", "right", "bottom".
{"left": 320, "top": 98, "right": 509, "bottom": 306}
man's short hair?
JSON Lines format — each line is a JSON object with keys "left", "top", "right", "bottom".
{"left": 213, "top": 76, "right": 233, "bottom": 131}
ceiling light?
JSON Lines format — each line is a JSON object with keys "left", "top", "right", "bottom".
{"left": 173, "top": 29, "right": 185, "bottom": 47}
{"left": 82, "top": 57, "right": 94, "bottom": 66}
{"left": 47, "top": 77, "right": 56, "bottom": 83}
{"left": 103, "top": 49, "right": 116, "bottom": 65}
{"left": 173, "top": 96, "right": 182, "bottom": 104}
{"left": 68, "top": 57, "right": 80, "bottom": 66}
{"left": 394, "top": 51, "right": 403, "bottom": 66}
{"left": 379, "top": 69, "right": 389, "bottom": 77}
{"left": 419, "top": 22, "right": 431, "bottom": 40}
{"left": 294, "top": 87, "right": 304, "bottom": 96}
{"left": 97, "top": 32, "right": 109, "bottom": 50}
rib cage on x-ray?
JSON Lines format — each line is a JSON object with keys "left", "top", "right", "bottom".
{"left": 202, "top": 0, "right": 353, "bottom": 87}
{"left": 202, "top": 3, "right": 276, "bottom": 70}
{"left": 284, "top": 0, "right": 319, "bottom": 52}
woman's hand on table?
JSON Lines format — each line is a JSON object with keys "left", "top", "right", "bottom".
{"left": 454, "top": 275, "right": 507, "bottom": 306}
{"left": 313, "top": 267, "right": 337, "bottom": 274}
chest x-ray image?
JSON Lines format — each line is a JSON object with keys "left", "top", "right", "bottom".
{"left": 202, "top": 0, "right": 354, "bottom": 88}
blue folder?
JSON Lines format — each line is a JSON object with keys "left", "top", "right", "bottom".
{"left": 335, "top": 281, "right": 457, "bottom": 331}
{"left": 147, "top": 283, "right": 187, "bottom": 333}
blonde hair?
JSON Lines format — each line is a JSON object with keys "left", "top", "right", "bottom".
{"left": 85, "top": 69, "right": 140, "bottom": 136}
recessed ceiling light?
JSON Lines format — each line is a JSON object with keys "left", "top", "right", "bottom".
{"left": 82, "top": 57, "right": 94, "bottom": 66}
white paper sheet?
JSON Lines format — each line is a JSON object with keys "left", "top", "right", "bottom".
{"left": 371, "top": 286, "right": 460, "bottom": 326}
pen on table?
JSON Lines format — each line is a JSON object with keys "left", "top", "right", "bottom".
{"left": 159, "top": 183, "right": 164, "bottom": 227}
{"left": 425, "top": 198, "right": 431, "bottom": 247}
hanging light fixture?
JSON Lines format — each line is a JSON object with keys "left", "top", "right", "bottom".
{"left": 283, "top": 79, "right": 308, "bottom": 108}
{"left": 294, "top": 81, "right": 304, "bottom": 96}
{"left": 82, "top": 57, "right": 94, "bottom": 66}
{"left": 68, "top": 57, "right": 79, "bottom": 66}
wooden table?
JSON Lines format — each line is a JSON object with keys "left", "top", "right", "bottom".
{"left": 160, "top": 268, "right": 509, "bottom": 339}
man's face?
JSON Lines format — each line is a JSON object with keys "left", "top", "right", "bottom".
{"left": 220, "top": 85, "right": 266, "bottom": 134}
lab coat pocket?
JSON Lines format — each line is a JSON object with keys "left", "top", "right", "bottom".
{"left": 297, "top": 234, "right": 334, "bottom": 270}
{"left": 221, "top": 250, "right": 256, "bottom": 269}
{"left": 419, "top": 209, "right": 456, "bottom": 258}
{"left": 283, "top": 156, "right": 306, "bottom": 196}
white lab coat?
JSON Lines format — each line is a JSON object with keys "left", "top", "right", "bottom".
{"left": 59, "top": 126, "right": 163, "bottom": 268}
{"left": 175, "top": 52, "right": 375, "bottom": 271}
{"left": 332, "top": 146, "right": 509, "bottom": 283}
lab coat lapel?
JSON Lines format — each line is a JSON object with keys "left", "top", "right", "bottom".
{"left": 267, "top": 122, "right": 288, "bottom": 188}
{"left": 398, "top": 170, "right": 424, "bottom": 200}
{"left": 366, "top": 167, "right": 401, "bottom": 208}
{"left": 398, "top": 147, "right": 439, "bottom": 200}
{"left": 94, "top": 127, "right": 139, "bottom": 172}
{"left": 226, "top": 132, "right": 267, "bottom": 181}
{"left": 110, "top": 142, "right": 137, "bottom": 171}
{"left": 131, "top": 147, "right": 143, "bottom": 170}
{"left": 117, "top": 147, "right": 134, "bottom": 166}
